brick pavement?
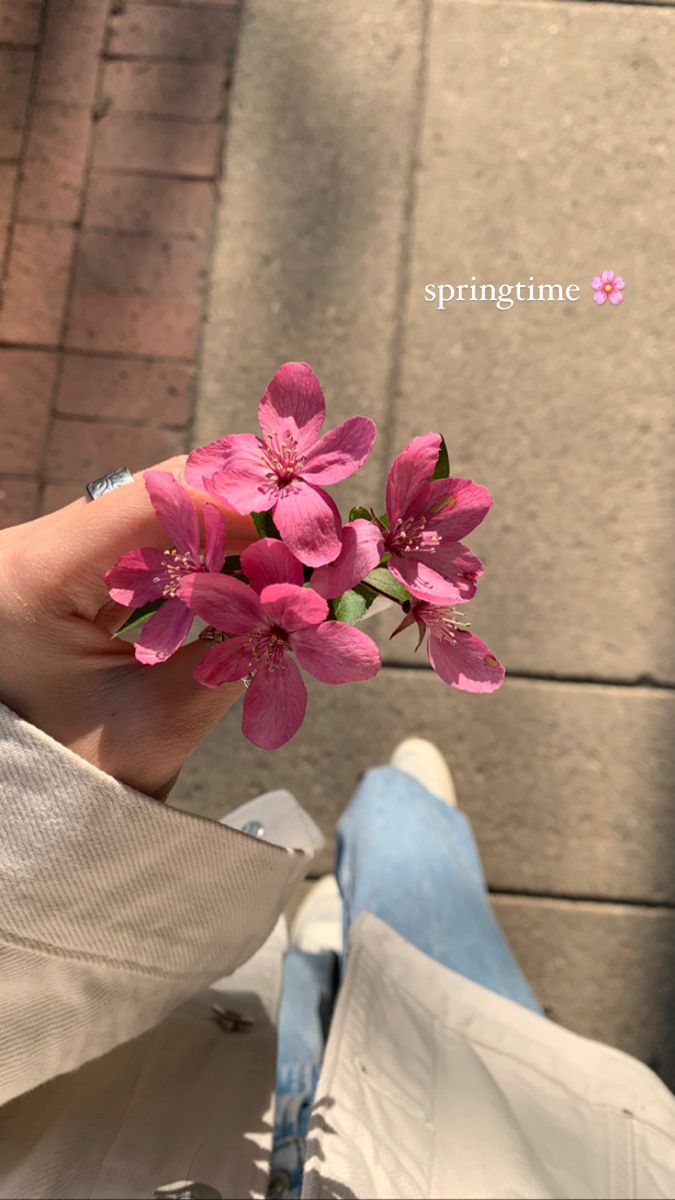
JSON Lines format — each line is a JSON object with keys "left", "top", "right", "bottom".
{"left": 0, "top": 0, "right": 241, "bottom": 528}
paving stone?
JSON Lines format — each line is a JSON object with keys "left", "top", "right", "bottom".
{"left": 0, "top": 49, "right": 33, "bottom": 158}
{"left": 46, "top": 417, "right": 185, "bottom": 481}
{"left": 0, "top": 223, "right": 75, "bottom": 345}
{"left": 17, "top": 103, "right": 90, "bottom": 222}
{"left": 65, "top": 230, "right": 205, "bottom": 357}
{"left": 492, "top": 895, "right": 675, "bottom": 1091}
{"left": 0, "top": 349, "right": 57, "bottom": 473}
{"left": 0, "top": 478, "right": 39, "bottom": 529}
{"left": 94, "top": 113, "right": 220, "bottom": 178}
{"left": 84, "top": 174, "right": 215, "bottom": 238}
{"left": 36, "top": 0, "right": 107, "bottom": 107}
{"left": 194, "top": 0, "right": 424, "bottom": 500}
{"left": 171, "top": 672, "right": 675, "bottom": 905}
{"left": 102, "top": 60, "right": 225, "bottom": 120}
{"left": 57, "top": 355, "right": 193, "bottom": 424}
{"left": 387, "top": 0, "right": 675, "bottom": 683}
{"left": 108, "top": 4, "right": 238, "bottom": 62}
{"left": 0, "top": 1, "right": 42, "bottom": 46}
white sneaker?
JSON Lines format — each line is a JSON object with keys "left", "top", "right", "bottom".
{"left": 390, "top": 736, "right": 457, "bottom": 806}
{"left": 290, "top": 874, "right": 343, "bottom": 954}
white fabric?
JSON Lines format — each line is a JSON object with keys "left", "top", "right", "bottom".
{"left": 1, "top": 703, "right": 674, "bottom": 1199}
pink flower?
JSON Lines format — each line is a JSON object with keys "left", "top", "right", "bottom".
{"left": 392, "top": 601, "right": 504, "bottom": 694}
{"left": 591, "top": 270, "right": 625, "bottom": 306}
{"left": 179, "top": 538, "right": 381, "bottom": 749}
{"left": 379, "top": 433, "right": 490, "bottom": 604}
{"left": 185, "top": 362, "right": 377, "bottom": 568}
{"left": 105, "top": 470, "right": 225, "bottom": 665}
{"left": 310, "top": 518, "right": 384, "bottom": 599}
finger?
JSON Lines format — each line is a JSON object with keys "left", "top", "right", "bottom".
{"left": 39, "top": 455, "right": 256, "bottom": 598}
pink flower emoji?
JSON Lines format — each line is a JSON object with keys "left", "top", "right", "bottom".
{"left": 392, "top": 601, "right": 504, "bottom": 694}
{"left": 179, "top": 538, "right": 381, "bottom": 749}
{"left": 185, "top": 362, "right": 376, "bottom": 568}
{"left": 105, "top": 470, "right": 226, "bottom": 665}
{"left": 591, "top": 270, "right": 625, "bottom": 306}
{"left": 378, "top": 433, "right": 490, "bottom": 604}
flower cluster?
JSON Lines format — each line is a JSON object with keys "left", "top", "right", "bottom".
{"left": 105, "top": 362, "right": 504, "bottom": 749}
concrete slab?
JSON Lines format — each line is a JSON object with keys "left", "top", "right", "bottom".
{"left": 171, "top": 671, "right": 675, "bottom": 904}
{"left": 388, "top": 0, "right": 675, "bottom": 682}
{"left": 493, "top": 895, "right": 675, "bottom": 1091}
{"left": 195, "top": 0, "right": 425, "bottom": 501}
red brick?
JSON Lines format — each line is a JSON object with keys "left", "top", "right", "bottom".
{"left": 0, "top": 1, "right": 42, "bottom": 46}
{"left": 0, "top": 223, "right": 75, "bottom": 345}
{"left": 57, "top": 356, "right": 193, "bottom": 424}
{"left": 94, "top": 112, "right": 220, "bottom": 177}
{"left": 0, "top": 163, "right": 16, "bottom": 260}
{"left": 108, "top": 5, "right": 237, "bottom": 63}
{"left": 0, "top": 478, "right": 40, "bottom": 529}
{"left": 46, "top": 417, "right": 185, "bottom": 481}
{"left": 41, "top": 481, "right": 87, "bottom": 513}
{"left": 17, "top": 104, "right": 91, "bottom": 222}
{"left": 65, "top": 230, "right": 205, "bottom": 356}
{"left": 84, "top": 173, "right": 215, "bottom": 238}
{"left": 102, "top": 60, "right": 224, "bottom": 120}
{"left": 0, "top": 49, "right": 33, "bottom": 157}
{"left": 36, "top": 0, "right": 107, "bottom": 107}
{"left": 0, "top": 349, "right": 57, "bottom": 473}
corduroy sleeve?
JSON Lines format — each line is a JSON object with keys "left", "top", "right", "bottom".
{"left": 0, "top": 703, "right": 316, "bottom": 1105}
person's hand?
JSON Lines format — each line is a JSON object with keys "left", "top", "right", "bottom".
{"left": 0, "top": 457, "right": 256, "bottom": 799}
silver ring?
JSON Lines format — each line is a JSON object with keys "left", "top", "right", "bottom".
{"left": 85, "top": 467, "right": 134, "bottom": 501}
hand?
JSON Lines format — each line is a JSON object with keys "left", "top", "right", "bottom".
{"left": 0, "top": 458, "right": 256, "bottom": 799}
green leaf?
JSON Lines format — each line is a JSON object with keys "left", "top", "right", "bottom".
{"left": 251, "top": 510, "right": 280, "bottom": 539}
{"left": 363, "top": 567, "right": 411, "bottom": 604}
{"left": 114, "top": 598, "right": 165, "bottom": 637}
{"left": 431, "top": 434, "right": 450, "bottom": 480}
{"left": 333, "top": 589, "right": 368, "bottom": 625}
{"left": 348, "top": 505, "right": 373, "bottom": 523}
{"left": 378, "top": 512, "right": 390, "bottom": 528}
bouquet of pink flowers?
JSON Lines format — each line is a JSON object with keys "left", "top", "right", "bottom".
{"left": 105, "top": 362, "right": 504, "bottom": 749}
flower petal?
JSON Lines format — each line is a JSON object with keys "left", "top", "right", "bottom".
{"left": 423, "top": 477, "right": 493, "bottom": 540}
{"left": 259, "top": 582, "right": 328, "bottom": 630}
{"left": 290, "top": 621, "right": 381, "bottom": 683}
{"left": 241, "top": 537, "right": 304, "bottom": 593}
{"left": 202, "top": 503, "right": 226, "bottom": 573}
{"left": 179, "top": 572, "right": 263, "bottom": 633}
{"left": 609, "top": 290, "right": 624, "bottom": 305}
{"left": 134, "top": 599, "right": 193, "bottom": 665}
{"left": 193, "top": 635, "right": 253, "bottom": 687}
{"left": 389, "top": 545, "right": 479, "bottom": 604}
{"left": 613, "top": 277, "right": 625, "bottom": 289}
{"left": 144, "top": 470, "right": 199, "bottom": 560}
{"left": 194, "top": 434, "right": 273, "bottom": 515}
{"left": 105, "top": 546, "right": 168, "bottom": 606}
{"left": 258, "top": 362, "right": 326, "bottom": 451}
{"left": 427, "top": 628, "right": 505, "bottom": 694}
{"left": 385, "top": 433, "right": 442, "bottom": 523}
{"left": 590, "top": 276, "right": 603, "bottom": 290}
{"left": 310, "top": 519, "right": 384, "bottom": 599}
{"left": 593, "top": 291, "right": 607, "bottom": 305}
{"left": 302, "top": 417, "right": 377, "bottom": 485}
{"left": 273, "top": 481, "right": 342, "bottom": 567}
{"left": 601, "top": 270, "right": 615, "bottom": 284}
{"left": 186, "top": 439, "right": 229, "bottom": 490}
{"left": 243, "top": 658, "right": 307, "bottom": 749}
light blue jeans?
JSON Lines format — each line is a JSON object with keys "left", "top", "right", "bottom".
{"left": 269, "top": 766, "right": 542, "bottom": 1197}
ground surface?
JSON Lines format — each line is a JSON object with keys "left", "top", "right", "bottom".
{"left": 1, "top": 0, "right": 674, "bottom": 1087}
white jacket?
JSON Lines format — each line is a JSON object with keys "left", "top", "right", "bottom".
{"left": 0, "top": 703, "right": 673, "bottom": 1200}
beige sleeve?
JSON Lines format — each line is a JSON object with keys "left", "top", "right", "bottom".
{"left": 0, "top": 703, "right": 311, "bottom": 1106}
